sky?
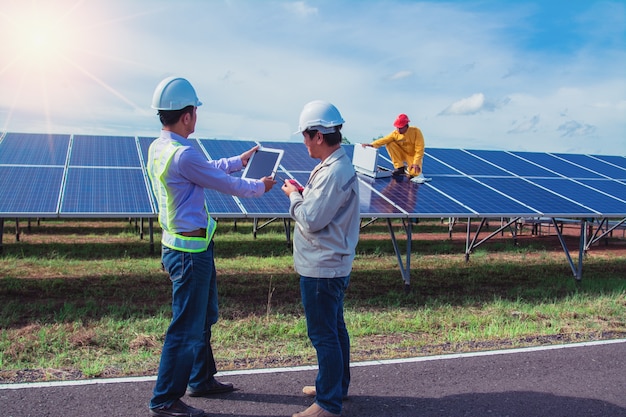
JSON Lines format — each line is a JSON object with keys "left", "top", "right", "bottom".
{"left": 0, "top": 0, "right": 624, "bottom": 156}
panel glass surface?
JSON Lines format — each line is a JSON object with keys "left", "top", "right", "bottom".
{"left": 511, "top": 151, "right": 603, "bottom": 179}
{"left": 427, "top": 148, "right": 511, "bottom": 176}
{"left": 467, "top": 149, "right": 558, "bottom": 178}
{"left": 0, "top": 133, "right": 69, "bottom": 165}
{"left": 259, "top": 141, "right": 318, "bottom": 172}
{"left": 552, "top": 153, "right": 626, "bottom": 180}
{"left": 70, "top": 135, "right": 141, "bottom": 167}
{"left": 530, "top": 178, "right": 626, "bottom": 216}
{"left": 428, "top": 177, "right": 537, "bottom": 216}
{"left": 0, "top": 166, "right": 63, "bottom": 214}
{"left": 61, "top": 168, "right": 152, "bottom": 214}
{"left": 478, "top": 177, "right": 596, "bottom": 216}
{"left": 590, "top": 155, "right": 626, "bottom": 170}
{"left": 577, "top": 179, "right": 626, "bottom": 203}
{"left": 199, "top": 139, "right": 257, "bottom": 160}
{"left": 238, "top": 184, "right": 290, "bottom": 216}
{"left": 138, "top": 136, "right": 155, "bottom": 165}
{"left": 203, "top": 188, "right": 243, "bottom": 216}
{"left": 361, "top": 175, "right": 476, "bottom": 216}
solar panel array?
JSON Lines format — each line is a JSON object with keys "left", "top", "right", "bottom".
{"left": 1, "top": 132, "right": 625, "bottom": 220}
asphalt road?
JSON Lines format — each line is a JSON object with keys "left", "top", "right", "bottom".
{"left": 1, "top": 339, "right": 625, "bottom": 417}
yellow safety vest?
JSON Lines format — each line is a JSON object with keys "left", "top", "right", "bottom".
{"left": 147, "top": 140, "right": 217, "bottom": 253}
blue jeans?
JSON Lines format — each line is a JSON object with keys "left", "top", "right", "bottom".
{"left": 150, "top": 242, "right": 219, "bottom": 409}
{"left": 300, "top": 275, "right": 351, "bottom": 415}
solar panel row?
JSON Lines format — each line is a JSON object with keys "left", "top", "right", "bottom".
{"left": 1, "top": 132, "right": 625, "bottom": 219}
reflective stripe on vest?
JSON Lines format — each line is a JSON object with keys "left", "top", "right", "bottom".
{"left": 147, "top": 140, "right": 217, "bottom": 253}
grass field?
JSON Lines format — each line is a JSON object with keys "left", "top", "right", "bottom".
{"left": 1, "top": 218, "right": 625, "bottom": 383}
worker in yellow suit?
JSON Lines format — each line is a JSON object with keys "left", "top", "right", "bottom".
{"left": 363, "top": 113, "right": 425, "bottom": 177}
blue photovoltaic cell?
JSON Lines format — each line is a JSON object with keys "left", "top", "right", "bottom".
{"left": 61, "top": 167, "right": 152, "bottom": 214}
{"left": 511, "top": 151, "right": 603, "bottom": 179}
{"left": 0, "top": 133, "right": 69, "bottom": 165}
{"left": 466, "top": 149, "right": 558, "bottom": 178}
{"left": 478, "top": 177, "right": 595, "bottom": 216}
{"left": 360, "top": 175, "right": 470, "bottom": 216}
{"left": 138, "top": 136, "right": 155, "bottom": 164}
{"left": 591, "top": 155, "right": 626, "bottom": 170}
{"left": 552, "top": 153, "right": 626, "bottom": 180}
{"left": 260, "top": 141, "right": 318, "bottom": 172}
{"left": 0, "top": 166, "right": 63, "bottom": 214}
{"left": 428, "top": 177, "right": 537, "bottom": 216}
{"left": 578, "top": 179, "right": 626, "bottom": 200}
{"left": 238, "top": 184, "right": 290, "bottom": 216}
{"left": 427, "top": 148, "right": 511, "bottom": 176}
{"left": 204, "top": 188, "right": 243, "bottom": 217}
{"left": 530, "top": 178, "right": 626, "bottom": 216}
{"left": 199, "top": 139, "right": 257, "bottom": 160}
{"left": 358, "top": 181, "right": 403, "bottom": 216}
{"left": 422, "top": 154, "right": 462, "bottom": 176}
{"left": 70, "top": 135, "right": 141, "bottom": 167}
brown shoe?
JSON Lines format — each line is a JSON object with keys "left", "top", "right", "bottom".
{"left": 292, "top": 403, "right": 340, "bottom": 417}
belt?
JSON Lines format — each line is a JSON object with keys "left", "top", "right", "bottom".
{"left": 179, "top": 228, "right": 207, "bottom": 237}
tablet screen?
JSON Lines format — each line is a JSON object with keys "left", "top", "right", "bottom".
{"left": 242, "top": 147, "right": 284, "bottom": 179}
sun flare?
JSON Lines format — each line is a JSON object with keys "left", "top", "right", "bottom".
{"left": 2, "top": 3, "right": 79, "bottom": 70}
{"left": 0, "top": 0, "right": 148, "bottom": 133}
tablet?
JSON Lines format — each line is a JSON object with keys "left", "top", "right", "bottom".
{"left": 242, "top": 147, "right": 284, "bottom": 179}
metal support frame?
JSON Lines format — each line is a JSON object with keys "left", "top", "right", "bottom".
{"left": 586, "top": 217, "right": 626, "bottom": 250}
{"left": 552, "top": 217, "right": 586, "bottom": 281}
{"left": 464, "top": 217, "right": 521, "bottom": 261}
{"left": 386, "top": 218, "right": 412, "bottom": 292}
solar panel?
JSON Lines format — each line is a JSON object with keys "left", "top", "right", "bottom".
{"left": 552, "top": 153, "right": 626, "bottom": 180}
{"left": 0, "top": 166, "right": 63, "bottom": 215}
{"left": 0, "top": 132, "right": 69, "bottom": 165}
{"left": 531, "top": 178, "right": 626, "bottom": 216}
{"left": 478, "top": 177, "right": 596, "bottom": 216}
{"left": 511, "top": 151, "right": 604, "bottom": 179}
{"left": 590, "top": 154, "right": 626, "bottom": 170}
{"left": 466, "top": 149, "right": 559, "bottom": 178}
{"left": 427, "top": 148, "right": 511, "bottom": 177}
{"left": 199, "top": 138, "right": 257, "bottom": 160}
{"left": 0, "top": 132, "right": 624, "bottom": 221}
{"left": 260, "top": 141, "right": 319, "bottom": 172}
{"left": 578, "top": 179, "right": 626, "bottom": 199}
{"left": 70, "top": 135, "right": 141, "bottom": 167}
{"left": 61, "top": 167, "right": 153, "bottom": 216}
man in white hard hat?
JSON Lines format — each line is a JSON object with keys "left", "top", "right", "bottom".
{"left": 147, "top": 76, "right": 276, "bottom": 417}
{"left": 281, "top": 100, "right": 360, "bottom": 417}
{"left": 363, "top": 113, "right": 426, "bottom": 178}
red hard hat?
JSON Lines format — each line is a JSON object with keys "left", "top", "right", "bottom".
{"left": 393, "top": 114, "right": 410, "bottom": 128}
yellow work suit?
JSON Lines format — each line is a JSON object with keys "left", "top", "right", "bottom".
{"left": 371, "top": 126, "right": 425, "bottom": 176}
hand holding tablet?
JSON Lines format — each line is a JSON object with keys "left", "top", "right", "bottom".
{"left": 242, "top": 147, "right": 284, "bottom": 180}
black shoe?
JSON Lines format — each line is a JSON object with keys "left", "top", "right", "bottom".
{"left": 392, "top": 167, "right": 406, "bottom": 176}
{"left": 187, "top": 378, "right": 235, "bottom": 397}
{"left": 149, "top": 399, "right": 206, "bottom": 417}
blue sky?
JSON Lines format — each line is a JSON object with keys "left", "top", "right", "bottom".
{"left": 1, "top": 0, "right": 624, "bottom": 155}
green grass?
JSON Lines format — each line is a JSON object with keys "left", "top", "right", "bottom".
{"left": 0, "top": 218, "right": 625, "bottom": 382}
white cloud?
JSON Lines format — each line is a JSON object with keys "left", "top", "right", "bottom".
{"left": 439, "top": 93, "right": 509, "bottom": 116}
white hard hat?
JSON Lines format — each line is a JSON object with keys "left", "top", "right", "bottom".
{"left": 296, "top": 100, "right": 344, "bottom": 134}
{"left": 151, "top": 76, "right": 202, "bottom": 110}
